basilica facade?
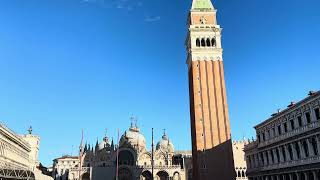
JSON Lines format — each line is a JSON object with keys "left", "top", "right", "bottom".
{"left": 58, "top": 124, "right": 192, "bottom": 180}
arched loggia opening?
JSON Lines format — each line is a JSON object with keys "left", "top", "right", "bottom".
{"left": 206, "top": 38, "right": 211, "bottom": 46}
{"left": 211, "top": 38, "right": 216, "bottom": 46}
{"left": 196, "top": 38, "right": 200, "bottom": 47}
{"left": 201, "top": 38, "right": 206, "bottom": 47}
{"left": 156, "top": 171, "right": 169, "bottom": 180}
{"left": 141, "top": 171, "right": 152, "bottom": 180}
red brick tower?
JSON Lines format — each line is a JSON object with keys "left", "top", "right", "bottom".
{"left": 186, "top": 0, "right": 235, "bottom": 179}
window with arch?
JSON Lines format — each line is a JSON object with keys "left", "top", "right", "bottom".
{"left": 211, "top": 38, "right": 216, "bottom": 47}
{"left": 237, "top": 170, "right": 241, "bottom": 177}
{"left": 206, "top": 38, "right": 211, "bottom": 46}
{"left": 201, "top": 38, "right": 206, "bottom": 47}
{"left": 196, "top": 38, "right": 200, "bottom": 47}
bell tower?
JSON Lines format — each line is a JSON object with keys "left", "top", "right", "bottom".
{"left": 186, "top": 0, "right": 235, "bottom": 179}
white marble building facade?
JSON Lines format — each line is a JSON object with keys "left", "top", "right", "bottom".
{"left": 233, "top": 140, "right": 249, "bottom": 180}
{"left": 0, "top": 123, "right": 53, "bottom": 180}
{"left": 245, "top": 91, "right": 320, "bottom": 180}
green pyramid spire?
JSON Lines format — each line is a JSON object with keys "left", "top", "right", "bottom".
{"left": 191, "top": 0, "right": 214, "bottom": 10}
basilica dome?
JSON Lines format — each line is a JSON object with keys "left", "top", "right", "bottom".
{"left": 156, "top": 133, "right": 174, "bottom": 153}
{"left": 97, "top": 137, "right": 111, "bottom": 151}
{"left": 119, "top": 124, "right": 146, "bottom": 150}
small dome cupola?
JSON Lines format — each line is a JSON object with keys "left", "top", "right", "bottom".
{"left": 97, "top": 134, "right": 111, "bottom": 151}
{"left": 156, "top": 130, "right": 174, "bottom": 153}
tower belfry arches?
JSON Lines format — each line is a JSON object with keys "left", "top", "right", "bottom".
{"left": 186, "top": 0, "right": 235, "bottom": 179}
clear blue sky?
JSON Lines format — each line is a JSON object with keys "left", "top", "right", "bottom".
{"left": 0, "top": 0, "right": 319, "bottom": 166}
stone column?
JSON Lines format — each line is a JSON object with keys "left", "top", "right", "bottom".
{"left": 296, "top": 173, "right": 300, "bottom": 180}
{"left": 307, "top": 138, "right": 315, "bottom": 157}
{"left": 312, "top": 171, "right": 318, "bottom": 180}
{"left": 251, "top": 155, "right": 255, "bottom": 168}
{"left": 246, "top": 156, "right": 251, "bottom": 169}
{"left": 298, "top": 141, "right": 306, "bottom": 159}
{"left": 263, "top": 151, "right": 268, "bottom": 166}
{"left": 304, "top": 172, "right": 309, "bottom": 180}
{"left": 255, "top": 154, "right": 259, "bottom": 168}
{"left": 310, "top": 106, "right": 317, "bottom": 122}
{"left": 316, "top": 135, "right": 320, "bottom": 155}
{"left": 267, "top": 150, "right": 273, "bottom": 164}
{"left": 302, "top": 112, "right": 307, "bottom": 126}
{"left": 278, "top": 147, "right": 284, "bottom": 162}
{"left": 272, "top": 149, "right": 278, "bottom": 163}
{"left": 270, "top": 176, "right": 275, "bottom": 180}
{"left": 290, "top": 143, "right": 298, "bottom": 160}
{"left": 284, "top": 145, "right": 291, "bottom": 161}
{"left": 289, "top": 174, "right": 293, "bottom": 180}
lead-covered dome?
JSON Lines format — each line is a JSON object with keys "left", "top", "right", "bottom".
{"left": 120, "top": 124, "right": 146, "bottom": 150}
{"left": 156, "top": 133, "right": 174, "bottom": 153}
{"left": 97, "top": 137, "right": 111, "bottom": 151}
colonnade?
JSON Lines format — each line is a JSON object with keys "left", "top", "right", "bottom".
{"left": 247, "top": 134, "right": 320, "bottom": 169}
{"left": 249, "top": 170, "right": 320, "bottom": 180}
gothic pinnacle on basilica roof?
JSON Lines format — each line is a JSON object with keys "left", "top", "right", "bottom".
{"left": 84, "top": 143, "right": 87, "bottom": 152}
{"left": 191, "top": 0, "right": 214, "bottom": 10}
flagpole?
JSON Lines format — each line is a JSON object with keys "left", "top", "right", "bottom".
{"left": 116, "top": 128, "right": 120, "bottom": 180}
{"left": 151, "top": 128, "right": 154, "bottom": 180}
{"left": 79, "top": 129, "right": 84, "bottom": 180}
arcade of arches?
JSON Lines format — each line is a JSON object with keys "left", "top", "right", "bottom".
{"left": 249, "top": 170, "right": 320, "bottom": 180}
